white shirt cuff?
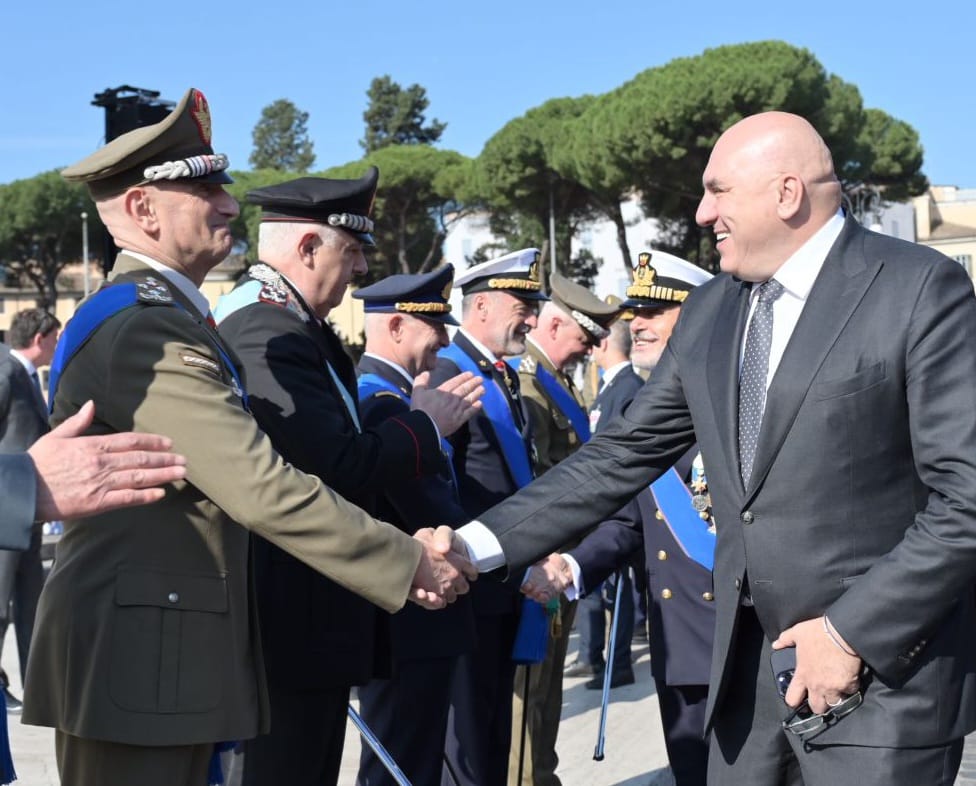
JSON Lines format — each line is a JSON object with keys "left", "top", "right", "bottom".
{"left": 455, "top": 520, "right": 506, "bottom": 572}
{"left": 561, "top": 554, "right": 582, "bottom": 601}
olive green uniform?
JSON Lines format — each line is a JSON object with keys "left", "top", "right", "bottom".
{"left": 509, "top": 338, "right": 585, "bottom": 786}
{"left": 23, "top": 256, "right": 421, "bottom": 759}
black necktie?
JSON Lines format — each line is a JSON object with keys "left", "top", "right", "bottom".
{"left": 738, "top": 279, "right": 784, "bottom": 486}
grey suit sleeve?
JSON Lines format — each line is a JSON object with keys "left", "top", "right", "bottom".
{"left": 479, "top": 335, "right": 695, "bottom": 573}
{"left": 828, "top": 258, "right": 976, "bottom": 678}
{"left": 0, "top": 453, "right": 37, "bottom": 550}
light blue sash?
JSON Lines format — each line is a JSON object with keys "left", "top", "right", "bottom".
{"left": 510, "top": 358, "right": 590, "bottom": 443}
{"left": 439, "top": 344, "right": 533, "bottom": 488}
{"left": 649, "top": 467, "right": 716, "bottom": 571}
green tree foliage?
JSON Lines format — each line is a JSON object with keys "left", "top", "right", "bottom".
{"left": 249, "top": 99, "right": 316, "bottom": 172}
{"left": 322, "top": 146, "right": 472, "bottom": 280}
{"left": 473, "top": 99, "right": 600, "bottom": 287}
{"left": 0, "top": 172, "right": 99, "bottom": 308}
{"left": 361, "top": 76, "right": 446, "bottom": 154}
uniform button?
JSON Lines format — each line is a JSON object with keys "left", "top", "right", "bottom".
{"left": 702, "top": 592, "right": 714, "bottom": 602}
{"left": 655, "top": 510, "right": 665, "bottom": 521}
{"left": 657, "top": 550, "right": 668, "bottom": 561}
{"left": 734, "top": 578, "right": 742, "bottom": 590}
{"left": 661, "top": 589, "right": 672, "bottom": 600}
{"left": 741, "top": 511, "right": 754, "bottom": 524}
{"left": 167, "top": 592, "right": 179, "bottom": 604}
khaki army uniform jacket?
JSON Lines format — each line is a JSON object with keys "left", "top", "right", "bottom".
{"left": 22, "top": 254, "right": 422, "bottom": 747}
{"left": 517, "top": 338, "right": 587, "bottom": 474}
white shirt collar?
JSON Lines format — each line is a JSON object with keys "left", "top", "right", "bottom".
{"left": 763, "top": 211, "right": 845, "bottom": 300}
{"left": 458, "top": 327, "right": 500, "bottom": 364}
{"left": 123, "top": 251, "right": 212, "bottom": 318}
{"left": 362, "top": 352, "right": 414, "bottom": 387}
{"left": 601, "top": 360, "right": 633, "bottom": 387}
{"left": 9, "top": 349, "right": 36, "bottom": 376}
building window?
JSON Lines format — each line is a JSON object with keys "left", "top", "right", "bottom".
{"left": 953, "top": 254, "right": 972, "bottom": 276}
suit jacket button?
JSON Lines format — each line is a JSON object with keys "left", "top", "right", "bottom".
{"left": 741, "top": 511, "right": 754, "bottom": 524}
{"left": 655, "top": 510, "right": 665, "bottom": 521}
{"left": 661, "top": 588, "right": 672, "bottom": 600}
{"left": 702, "top": 592, "right": 714, "bottom": 602}
{"left": 168, "top": 592, "right": 179, "bottom": 604}
{"left": 657, "top": 550, "right": 668, "bottom": 561}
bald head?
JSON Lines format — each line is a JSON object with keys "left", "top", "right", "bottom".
{"left": 697, "top": 111, "right": 843, "bottom": 281}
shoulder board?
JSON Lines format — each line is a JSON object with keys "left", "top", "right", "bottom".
{"left": 373, "top": 390, "right": 402, "bottom": 399}
{"left": 135, "top": 276, "right": 174, "bottom": 304}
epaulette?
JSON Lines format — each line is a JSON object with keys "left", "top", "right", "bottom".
{"left": 135, "top": 276, "right": 174, "bottom": 304}
{"left": 373, "top": 390, "right": 401, "bottom": 399}
{"left": 249, "top": 262, "right": 310, "bottom": 322}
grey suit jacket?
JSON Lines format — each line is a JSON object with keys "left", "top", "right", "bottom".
{"left": 0, "top": 455, "right": 36, "bottom": 550}
{"left": 0, "top": 345, "right": 49, "bottom": 549}
{"left": 479, "top": 216, "right": 976, "bottom": 747}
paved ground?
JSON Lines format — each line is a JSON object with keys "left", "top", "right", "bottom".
{"left": 5, "top": 629, "right": 976, "bottom": 785}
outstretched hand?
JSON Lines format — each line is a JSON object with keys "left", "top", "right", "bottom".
{"left": 409, "top": 525, "right": 478, "bottom": 609}
{"left": 520, "top": 553, "right": 573, "bottom": 603}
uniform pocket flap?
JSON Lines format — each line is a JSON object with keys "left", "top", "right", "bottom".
{"left": 115, "top": 568, "right": 228, "bottom": 613}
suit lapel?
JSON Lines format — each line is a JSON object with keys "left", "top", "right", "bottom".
{"left": 746, "top": 221, "right": 882, "bottom": 498}
{"left": 707, "top": 278, "right": 752, "bottom": 494}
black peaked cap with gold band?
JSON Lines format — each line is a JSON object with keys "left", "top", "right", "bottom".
{"left": 454, "top": 248, "right": 549, "bottom": 302}
{"left": 352, "top": 264, "right": 459, "bottom": 326}
{"left": 247, "top": 168, "right": 379, "bottom": 247}
{"left": 548, "top": 272, "right": 622, "bottom": 345}
{"left": 621, "top": 250, "right": 713, "bottom": 310}
{"left": 62, "top": 88, "right": 232, "bottom": 200}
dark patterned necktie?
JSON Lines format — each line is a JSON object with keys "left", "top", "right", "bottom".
{"left": 738, "top": 279, "right": 784, "bottom": 486}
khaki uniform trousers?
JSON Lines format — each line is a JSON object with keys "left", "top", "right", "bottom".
{"left": 508, "top": 597, "right": 577, "bottom": 786}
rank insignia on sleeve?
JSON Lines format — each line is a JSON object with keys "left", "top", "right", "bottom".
{"left": 137, "top": 277, "right": 173, "bottom": 303}
{"left": 179, "top": 353, "right": 221, "bottom": 376}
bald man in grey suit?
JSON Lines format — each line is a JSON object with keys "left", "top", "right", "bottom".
{"left": 460, "top": 112, "right": 976, "bottom": 786}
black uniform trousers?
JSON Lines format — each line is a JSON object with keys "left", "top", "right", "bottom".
{"left": 442, "top": 611, "right": 519, "bottom": 786}
{"left": 357, "top": 656, "right": 458, "bottom": 786}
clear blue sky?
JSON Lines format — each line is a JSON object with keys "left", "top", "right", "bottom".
{"left": 2, "top": 1, "right": 972, "bottom": 190}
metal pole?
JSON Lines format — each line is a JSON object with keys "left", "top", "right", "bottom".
{"left": 81, "top": 212, "right": 90, "bottom": 298}
{"left": 593, "top": 570, "right": 625, "bottom": 761}
{"left": 347, "top": 704, "right": 413, "bottom": 786}
{"left": 548, "top": 180, "right": 557, "bottom": 276}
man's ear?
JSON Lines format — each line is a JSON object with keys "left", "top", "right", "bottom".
{"left": 389, "top": 314, "right": 404, "bottom": 339}
{"left": 125, "top": 188, "right": 158, "bottom": 232}
{"left": 298, "top": 232, "right": 319, "bottom": 264}
{"left": 776, "top": 173, "right": 804, "bottom": 220}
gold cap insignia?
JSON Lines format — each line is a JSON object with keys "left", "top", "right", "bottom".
{"left": 189, "top": 90, "right": 213, "bottom": 145}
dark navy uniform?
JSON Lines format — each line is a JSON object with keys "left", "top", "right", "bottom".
{"left": 216, "top": 255, "right": 444, "bottom": 785}
{"left": 569, "top": 449, "right": 715, "bottom": 786}
{"left": 352, "top": 267, "right": 478, "bottom": 786}
{"left": 355, "top": 355, "right": 477, "bottom": 786}
{"left": 574, "top": 362, "right": 645, "bottom": 677}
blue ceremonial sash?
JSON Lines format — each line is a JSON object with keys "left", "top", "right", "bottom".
{"left": 649, "top": 467, "right": 716, "bottom": 572}
{"left": 49, "top": 282, "right": 248, "bottom": 413}
{"left": 356, "top": 372, "right": 459, "bottom": 491}
{"left": 439, "top": 344, "right": 533, "bottom": 488}
{"left": 509, "top": 358, "right": 590, "bottom": 443}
